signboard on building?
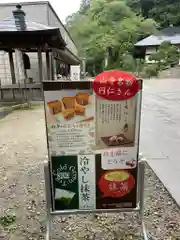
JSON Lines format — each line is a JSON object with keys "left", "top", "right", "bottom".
{"left": 43, "top": 71, "right": 142, "bottom": 212}
{"left": 70, "top": 65, "right": 80, "bottom": 81}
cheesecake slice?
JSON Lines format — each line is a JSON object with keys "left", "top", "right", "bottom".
{"left": 75, "top": 103, "right": 85, "bottom": 116}
{"left": 47, "top": 100, "right": 63, "bottom": 115}
{"left": 62, "top": 109, "right": 75, "bottom": 120}
{"left": 76, "top": 93, "right": 91, "bottom": 106}
{"left": 62, "top": 97, "right": 76, "bottom": 109}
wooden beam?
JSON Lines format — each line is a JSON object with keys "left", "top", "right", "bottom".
{"left": 8, "top": 52, "right": 16, "bottom": 84}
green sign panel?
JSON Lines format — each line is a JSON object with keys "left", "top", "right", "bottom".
{"left": 52, "top": 155, "right": 79, "bottom": 210}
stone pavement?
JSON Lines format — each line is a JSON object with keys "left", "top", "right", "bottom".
{"left": 140, "top": 78, "right": 180, "bottom": 206}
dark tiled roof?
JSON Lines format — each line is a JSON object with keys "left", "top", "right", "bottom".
{"left": 135, "top": 26, "right": 180, "bottom": 47}
{"left": 0, "top": 17, "right": 57, "bottom": 31}
{"left": 0, "top": 17, "right": 66, "bottom": 50}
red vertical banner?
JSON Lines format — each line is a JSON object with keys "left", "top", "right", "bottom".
{"left": 94, "top": 71, "right": 142, "bottom": 209}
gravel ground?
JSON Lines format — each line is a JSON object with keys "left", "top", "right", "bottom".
{"left": 0, "top": 107, "right": 180, "bottom": 240}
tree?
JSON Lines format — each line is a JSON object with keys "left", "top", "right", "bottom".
{"left": 149, "top": 0, "right": 180, "bottom": 28}
{"left": 127, "top": 0, "right": 180, "bottom": 28}
{"left": 80, "top": 0, "right": 92, "bottom": 13}
{"left": 66, "top": 0, "right": 156, "bottom": 75}
{"left": 126, "top": 0, "right": 154, "bottom": 18}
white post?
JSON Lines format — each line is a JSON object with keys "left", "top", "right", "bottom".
{"left": 70, "top": 65, "right": 80, "bottom": 81}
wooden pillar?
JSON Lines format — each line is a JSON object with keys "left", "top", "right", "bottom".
{"left": 49, "top": 53, "right": 53, "bottom": 80}
{"left": 38, "top": 48, "right": 43, "bottom": 83}
{"left": 46, "top": 51, "right": 51, "bottom": 80}
{"left": 24, "top": 69, "right": 28, "bottom": 79}
{"left": 82, "top": 58, "right": 86, "bottom": 73}
{"left": 8, "top": 52, "right": 16, "bottom": 84}
{"left": 38, "top": 48, "right": 43, "bottom": 99}
{"left": 52, "top": 58, "right": 57, "bottom": 80}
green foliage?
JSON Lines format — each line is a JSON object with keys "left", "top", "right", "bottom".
{"left": 80, "top": 0, "right": 92, "bottom": 14}
{"left": 65, "top": 0, "right": 180, "bottom": 77}
{"left": 66, "top": 0, "right": 156, "bottom": 75}
{"left": 150, "top": 41, "right": 180, "bottom": 69}
{"left": 0, "top": 214, "right": 16, "bottom": 227}
{"left": 127, "top": 0, "right": 180, "bottom": 28}
{"left": 0, "top": 213, "right": 17, "bottom": 232}
{"left": 142, "top": 41, "right": 180, "bottom": 77}
{"left": 149, "top": 0, "right": 180, "bottom": 28}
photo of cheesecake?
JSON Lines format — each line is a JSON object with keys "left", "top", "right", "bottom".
{"left": 62, "top": 96, "right": 86, "bottom": 117}
{"left": 47, "top": 93, "right": 93, "bottom": 121}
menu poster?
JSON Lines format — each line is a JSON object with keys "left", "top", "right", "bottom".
{"left": 95, "top": 92, "right": 141, "bottom": 169}
{"left": 43, "top": 81, "right": 95, "bottom": 156}
{"left": 95, "top": 97, "right": 137, "bottom": 149}
{"left": 93, "top": 71, "right": 142, "bottom": 170}
{"left": 43, "top": 72, "right": 142, "bottom": 212}
{"left": 51, "top": 155, "right": 137, "bottom": 211}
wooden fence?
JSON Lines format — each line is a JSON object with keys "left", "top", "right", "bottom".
{"left": 0, "top": 83, "right": 43, "bottom": 102}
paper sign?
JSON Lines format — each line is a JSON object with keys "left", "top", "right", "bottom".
{"left": 70, "top": 65, "right": 80, "bottom": 81}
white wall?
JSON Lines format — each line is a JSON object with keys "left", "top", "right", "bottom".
{"left": 47, "top": 6, "right": 78, "bottom": 56}
{"left": 0, "top": 51, "right": 11, "bottom": 85}
{"left": 145, "top": 46, "right": 157, "bottom": 55}
{"left": 0, "top": 51, "right": 47, "bottom": 86}
{"left": 145, "top": 46, "right": 157, "bottom": 63}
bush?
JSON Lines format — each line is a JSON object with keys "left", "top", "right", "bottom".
{"left": 150, "top": 41, "right": 180, "bottom": 69}
{"left": 121, "top": 54, "right": 136, "bottom": 72}
{"left": 143, "top": 64, "right": 160, "bottom": 77}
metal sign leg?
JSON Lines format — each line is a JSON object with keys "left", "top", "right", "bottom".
{"left": 44, "top": 161, "right": 52, "bottom": 240}
{"left": 138, "top": 161, "right": 149, "bottom": 240}
{"left": 43, "top": 160, "right": 150, "bottom": 240}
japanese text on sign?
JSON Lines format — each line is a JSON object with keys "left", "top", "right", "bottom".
{"left": 80, "top": 156, "right": 90, "bottom": 202}
{"left": 93, "top": 70, "right": 140, "bottom": 101}
{"left": 50, "top": 123, "right": 90, "bottom": 130}
{"left": 78, "top": 155, "right": 96, "bottom": 209}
